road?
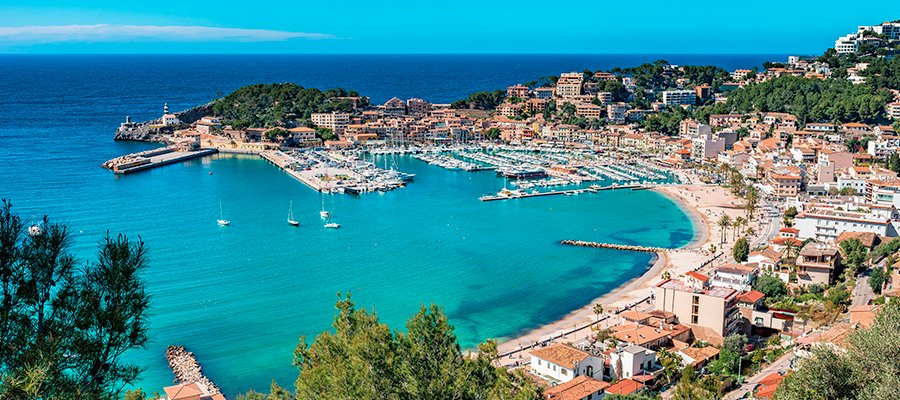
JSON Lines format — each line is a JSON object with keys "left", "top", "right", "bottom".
{"left": 754, "top": 196, "right": 781, "bottom": 248}
{"left": 723, "top": 350, "right": 794, "bottom": 400}
{"left": 852, "top": 269, "right": 876, "bottom": 307}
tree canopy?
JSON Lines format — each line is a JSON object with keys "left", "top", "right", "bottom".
{"left": 0, "top": 200, "right": 151, "bottom": 399}
{"left": 775, "top": 300, "right": 900, "bottom": 400}
{"left": 241, "top": 294, "right": 541, "bottom": 399}
{"left": 211, "top": 83, "right": 360, "bottom": 128}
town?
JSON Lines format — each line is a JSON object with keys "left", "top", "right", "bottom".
{"left": 99, "top": 20, "right": 900, "bottom": 400}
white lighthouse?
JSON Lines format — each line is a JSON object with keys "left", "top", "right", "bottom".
{"left": 162, "top": 102, "right": 180, "bottom": 126}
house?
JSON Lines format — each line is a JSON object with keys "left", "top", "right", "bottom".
{"left": 610, "top": 322, "right": 692, "bottom": 349}
{"left": 608, "top": 345, "right": 658, "bottom": 380}
{"left": 796, "top": 243, "right": 842, "bottom": 285}
{"left": 530, "top": 343, "right": 604, "bottom": 383}
{"left": 543, "top": 375, "right": 610, "bottom": 400}
{"left": 752, "top": 373, "right": 786, "bottom": 400}
{"left": 676, "top": 346, "right": 720, "bottom": 368}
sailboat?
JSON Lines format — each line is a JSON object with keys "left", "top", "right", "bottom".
{"left": 287, "top": 201, "right": 300, "bottom": 226}
{"left": 217, "top": 201, "right": 230, "bottom": 226}
{"left": 319, "top": 192, "right": 330, "bottom": 219}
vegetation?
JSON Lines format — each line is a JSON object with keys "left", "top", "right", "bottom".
{"left": 452, "top": 90, "right": 506, "bottom": 110}
{"left": 838, "top": 238, "right": 868, "bottom": 279}
{"left": 775, "top": 300, "right": 900, "bottom": 400}
{"left": 733, "top": 237, "right": 750, "bottom": 262}
{"left": 754, "top": 273, "right": 789, "bottom": 299}
{"left": 702, "top": 76, "right": 892, "bottom": 124}
{"left": 211, "top": 83, "right": 361, "bottom": 128}
{"left": 242, "top": 294, "right": 541, "bottom": 399}
{"left": 641, "top": 106, "right": 689, "bottom": 135}
{"left": 0, "top": 200, "right": 151, "bottom": 399}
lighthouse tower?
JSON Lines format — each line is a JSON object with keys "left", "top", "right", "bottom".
{"left": 161, "top": 102, "right": 180, "bottom": 126}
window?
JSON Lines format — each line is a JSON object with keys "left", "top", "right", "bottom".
{"left": 691, "top": 315, "right": 699, "bottom": 324}
{"left": 562, "top": 369, "right": 568, "bottom": 376}
{"left": 692, "top": 305, "right": 699, "bottom": 314}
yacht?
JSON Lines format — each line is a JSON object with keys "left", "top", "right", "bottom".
{"left": 319, "top": 193, "right": 330, "bottom": 219}
{"left": 217, "top": 201, "right": 230, "bottom": 226}
{"left": 324, "top": 222, "right": 341, "bottom": 229}
{"left": 287, "top": 201, "right": 300, "bottom": 226}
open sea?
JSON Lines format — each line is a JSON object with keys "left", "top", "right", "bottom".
{"left": 0, "top": 54, "right": 780, "bottom": 395}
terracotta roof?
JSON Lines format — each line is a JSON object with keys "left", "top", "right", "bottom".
{"left": 736, "top": 290, "right": 766, "bottom": 304}
{"left": 678, "top": 346, "right": 720, "bottom": 366}
{"left": 619, "top": 310, "right": 653, "bottom": 322}
{"left": 835, "top": 231, "right": 879, "bottom": 248}
{"left": 779, "top": 227, "right": 799, "bottom": 234}
{"left": 605, "top": 378, "right": 644, "bottom": 395}
{"left": 754, "top": 373, "right": 785, "bottom": 400}
{"left": 543, "top": 375, "right": 610, "bottom": 400}
{"left": 686, "top": 271, "right": 710, "bottom": 282}
{"left": 164, "top": 383, "right": 204, "bottom": 400}
{"left": 531, "top": 343, "right": 590, "bottom": 367}
{"left": 771, "top": 237, "right": 803, "bottom": 247}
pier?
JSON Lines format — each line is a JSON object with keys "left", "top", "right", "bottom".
{"left": 478, "top": 184, "right": 644, "bottom": 201}
{"left": 559, "top": 239, "right": 669, "bottom": 253}
{"left": 165, "top": 345, "right": 222, "bottom": 397}
{"left": 102, "top": 147, "right": 217, "bottom": 174}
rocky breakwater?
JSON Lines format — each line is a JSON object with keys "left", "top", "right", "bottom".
{"left": 115, "top": 103, "right": 213, "bottom": 142}
{"left": 559, "top": 239, "right": 669, "bottom": 253}
{"left": 165, "top": 345, "right": 222, "bottom": 396}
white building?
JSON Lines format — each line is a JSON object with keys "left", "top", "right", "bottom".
{"left": 530, "top": 343, "right": 604, "bottom": 384}
{"left": 834, "top": 34, "right": 859, "bottom": 54}
{"left": 793, "top": 204, "right": 900, "bottom": 242}
{"left": 710, "top": 264, "right": 758, "bottom": 292}
{"left": 606, "top": 103, "right": 628, "bottom": 124}
{"left": 661, "top": 90, "right": 697, "bottom": 106}
{"left": 161, "top": 103, "right": 180, "bottom": 126}
{"left": 311, "top": 112, "right": 350, "bottom": 134}
{"left": 608, "top": 345, "right": 658, "bottom": 380}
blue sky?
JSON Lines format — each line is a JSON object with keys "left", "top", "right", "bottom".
{"left": 0, "top": 1, "right": 898, "bottom": 54}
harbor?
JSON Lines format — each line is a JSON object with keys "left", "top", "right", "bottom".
{"left": 102, "top": 147, "right": 217, "bottom": 174}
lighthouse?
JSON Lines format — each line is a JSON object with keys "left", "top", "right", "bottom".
{"left": 161, "top": 102, "right": 180, "bottom": 126}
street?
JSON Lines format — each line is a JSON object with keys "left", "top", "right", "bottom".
{"left": 723, "top": 349, "right": 794, "bottom": 400}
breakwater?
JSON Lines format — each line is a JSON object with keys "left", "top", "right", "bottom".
{"left": 166, "top": 345, "right": 222, "bottom": 396}
{"left": 559, "top": 239, "right": 669, "bottom": 253}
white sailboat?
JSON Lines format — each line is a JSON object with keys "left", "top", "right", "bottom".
{"left": 217, "top": 201, "right": 230, "bottom": 226}
{"left": 287, "top": 201, "right": 300, "bottom": 226}
{"left": 319, "top": 192, "right": 331, "bottom": 219}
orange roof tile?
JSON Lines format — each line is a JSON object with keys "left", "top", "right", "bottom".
{"left": 543, "top": 375, "right": 611, "bottom": 400}
{"left": 605, "top": 378, "right": 644, "bottom": 395}
{"left": 531, "top": 343, "right": 590, "bottom": 367}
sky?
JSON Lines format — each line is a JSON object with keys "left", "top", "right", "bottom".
{"left": 0, "top": 1, "right": 898, "bottom": 54}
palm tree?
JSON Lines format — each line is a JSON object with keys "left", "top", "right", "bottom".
{"left": 745, "top": 187, "right": 759, "bottom": 220}
{"left": 734, "top": 217, "right": 746, "bottom": 241}
{"left": 745, "top": 227, "right": 756, "bottom": 237}
{"left": 717, "top": 215, "right": 732, "bottom": 244}
{"left": 782, "top": 240, "right": 799, "bottom": 260}
{"left": 592, "top": 303, "right": 604, "bottom": 322}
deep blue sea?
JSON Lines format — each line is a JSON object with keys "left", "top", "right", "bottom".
{"left": 0, "top": 54, "right": 779, "bottom": 395}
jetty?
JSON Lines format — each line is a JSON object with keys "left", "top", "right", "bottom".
{"left": 559, "top": 239, "right": 669, "bottom": 253}
{"left": 102, "top": 147, "right": 217, "bottom": 174}
{"left": 479, "top": 184, "right": 644, "bottom": 201}
{"left": 165, "top": 345, "right": 222, "bottom": 397}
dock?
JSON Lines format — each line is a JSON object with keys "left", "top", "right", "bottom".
{"left": 103, "top": 147, "right": 217, "bottom": 174}
{"left": 165, "top": 345, "right": 222, "bottom": 397}
{"left": 559, "top": 239, "right": 669, "bottom": 253}
{"left": 478, "top": 184, "right": 643, "bottom": 201}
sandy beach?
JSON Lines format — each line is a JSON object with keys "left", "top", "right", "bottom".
{"left": 496, "top": 181, "right": 764, "bottom": 363}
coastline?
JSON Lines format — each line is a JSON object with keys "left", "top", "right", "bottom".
{"left": 496, "top": 183, "right": 730, "bottom": 362}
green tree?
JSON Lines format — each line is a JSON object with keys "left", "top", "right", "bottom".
{"left": 839, "top": 238, "right": 867, "bottom": 278}
{"left": 717, "top": 215, "right": 731, "bottom": 244}
{"left": 0, "top": 200, "right": 151, "bottom": 400}
{"left": 672, "top": 365, "right": 718, "bottom": 400}
{"left": 776, "top": 300, "right": 900, "bottom": 400}
{"left": 236, "top": 380, "right": 295, "bottom": 400}
{"left": 315, "top": 127, "right": 336, "bottom": 141}
{"left": 733, "top": 237, "right": 749, "bottom": 262}
{"left": 657, "top": 348, "right": 682, "bottom": 385}
{"left": 753, "top": 273, "right": 788, "bottom": 299}
{"left": 290, "top": 294, "right": 540, "bottom": 400}
{"left": 484, "top": 128, "right": 502, "bottom": 140}
{"left": 723, "top": 333, "right": 748, "bottom": 354}
{"left": 869, "top": 266, "right": 885, "bottom": 294}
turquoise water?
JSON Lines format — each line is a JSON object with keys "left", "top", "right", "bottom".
{"left": 0, "top": 54, "right": 703, "bottom": 395}
{"left": 90, "top": 152, "right": 690, "bottom": 394}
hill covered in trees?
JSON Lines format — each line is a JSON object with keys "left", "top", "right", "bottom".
{"left": 210, "top": 83, "right": 365, "bottom": 128}
{"left": 701, "top": 75, "right": 892, "bottom": 124}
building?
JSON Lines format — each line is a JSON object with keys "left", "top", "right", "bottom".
{"left": 888, "top": 102, "right": 900, "bottom": 120}
{"left": 530, "top": 343, "right": 604, "bottom": 384}
{"left": 161, "top": 103, "right": 180, "bottom": 126}
{"left": 604, "top": 379, "right": 645, "bottom": 396}
{"left": 507, "top": 84, "right": 530, "bottom": 99}
{"left": 556, "top": 72, "right": 585, "bottom": 99}
{"left": 796, "top": 243, "right": 842, "bottom": 285}
{"left": 606, "top": 103, "right": 627, "bottom": 124}
{"left": 768, "top": 170, "right": 802, "bottom": 198}
{"left": 406, "top": 98, "right": 431, "bottom": 115}
{"left": 608, "top": 345, "right": 658, "bottom": 380}
{"left": 834, "top": 34, "right": 859, "bottom": 54}
{"left": 310, "top": 112, "right": 350, "bottom": 134}
{"left": 793, "top": 204, "right": 899, "bottom": 242}
{"left": 710, "top": 264, "right": 758, "bottom": 292}
{"left": 661, "top": 90, "right": 697, "bottom": 106}
{"left": 543, "top": 375, "right": 610, "bottom": 400}
{"left": 652, "top": 279, "right": 741, "bottom": 346}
